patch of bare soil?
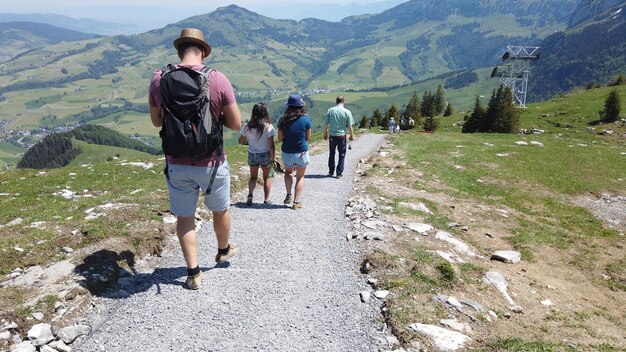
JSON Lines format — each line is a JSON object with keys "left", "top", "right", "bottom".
{"left": 350, "top": 141, "right": 626, "bottom": 351}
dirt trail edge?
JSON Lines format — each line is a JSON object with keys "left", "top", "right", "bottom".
{"left": 74, "top": 133, "right": 386, "bottom": 352}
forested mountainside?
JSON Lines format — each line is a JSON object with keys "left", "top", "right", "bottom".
{"left": 17, "top": 125, "right": 160, "bottom": 169}
{"left": 529, "top": 2, "right": 626, "bottom": 101}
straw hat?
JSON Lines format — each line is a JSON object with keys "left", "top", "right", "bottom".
{"left": 173, "top": 28, "right": 212, "bottom": 57}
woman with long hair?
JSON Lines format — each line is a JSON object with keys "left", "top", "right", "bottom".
{"left": 239, "top": 102, "right": 276, "bottom": 206}
{"left": 277, "top": 94, "right": 312, "bottom": 210}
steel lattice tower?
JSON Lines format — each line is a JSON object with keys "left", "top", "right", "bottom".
{"left": 490, "top": 46, "right": 540, "bottom": 108}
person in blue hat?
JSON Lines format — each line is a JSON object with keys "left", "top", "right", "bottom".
{"left": 277, "top": 94, "right": 312, "bottom": 209}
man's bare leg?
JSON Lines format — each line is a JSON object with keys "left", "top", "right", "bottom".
{"left": 176, "top": 215, "right": 198, "bottom": 269}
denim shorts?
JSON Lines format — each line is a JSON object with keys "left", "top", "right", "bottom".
{"left": 166, "top": 162, "right": 230, "bottom": 216}
{"left": 248, "top": 151, "right": 272, "bottom": 167}
{"left": 282, "top": 151, "right": 310, "bottom": 169}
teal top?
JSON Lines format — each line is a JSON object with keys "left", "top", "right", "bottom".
{"left": 325, "top": 104, "right": 354, "bottom": 136}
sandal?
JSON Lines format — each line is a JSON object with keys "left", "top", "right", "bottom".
{"left": 246, "top": 194, "right": 253, "bottom": 206}
{"left": 263, "top": 200, "right": 271, "bottom": 204}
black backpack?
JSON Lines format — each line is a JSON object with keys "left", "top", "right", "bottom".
{"left": 159, "top": 64, "right": 222, "bottom": 162}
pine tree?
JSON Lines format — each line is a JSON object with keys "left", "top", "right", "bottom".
{"left": 492, "top": 86, "right": 518, "bottom": 133}
{"left": 462, "top": 96, "right": 486, "bottom": 133}
{"left": 402, "top": 90, "right": 421, "bottom": 129}
{"left": 483, "top": 88, "right": 499, "bottom": 132}
{"left": 434, "top": 84, "right": 446, "bottom": 115}
{"left": 359, "top": 115, "right": 369, "bottom": 128}
{"left": 443, "top": 102, "right": 453, "bottom": 116}
{"left": 423, "top": 115, "right": 438, "bottom": 132}
{"left": 600, "top": 89, "right": 622, "bottom": 122}
{"left": 422, "top": 90, "right": 438, "bottom": 118}
{"left": 371, "top": 108, "right": 383, "bottom": 127}
{"left": 382, "top": 104, "right": 398, "bottom": 129}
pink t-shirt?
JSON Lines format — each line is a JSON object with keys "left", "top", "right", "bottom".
{"left": 149, "top": 64, "right": 236, "bottom": 166}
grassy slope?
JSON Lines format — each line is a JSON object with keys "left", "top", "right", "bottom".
{"left": 365, "top": 85, "right": 626, "bottom": 349}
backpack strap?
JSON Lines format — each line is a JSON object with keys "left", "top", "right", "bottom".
{"left": 161, "top": 64, "right": 176, "bottom": 76}
{"left": 205, "top": 158, "right": 220, "bottom": 195}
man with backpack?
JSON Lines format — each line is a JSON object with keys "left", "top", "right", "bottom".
{"left": 149, "top": 28, "right": 241, "bottom": 290}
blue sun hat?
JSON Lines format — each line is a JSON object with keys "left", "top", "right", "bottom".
{"left": 285, "top": 94, "right": 305, "bottom": 107}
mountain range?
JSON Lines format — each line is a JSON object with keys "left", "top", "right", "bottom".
{"left": 0, "top": 0, "right": 624, "bottom": 162}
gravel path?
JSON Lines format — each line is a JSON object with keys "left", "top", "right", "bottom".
{"left": 75, "top": 133, "right": 386, "bottom": 351}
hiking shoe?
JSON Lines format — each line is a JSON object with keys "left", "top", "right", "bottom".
{"left": 293, "top": 201, "right": 302, "bottom": 210}
{"left": 246, "top": 194, "right": 253, "bottom": 207}
{"left": 336, "top": 174, "right": 343, "bottom": 179}
{"left": 283, "top": 194, "right": 292, "bottom": 204}
{"left": 328, "top": 172, "right": 334, "bottom": 177}
{"left": 215, "top": 244, "right": 238, "bottom": 263}
{"left": 185, "top": 273, "right": 202, "bottom": 290}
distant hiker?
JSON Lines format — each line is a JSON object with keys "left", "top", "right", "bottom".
{"left": 238, "top": 102, "right": 276, "bottom": 206}
{"left": 389, "top": 117, "right": 397, "bottom": 134}
{"left": 323, "top": 96, "right": 354, "bottom": 178}
{"left": 149, "top": 28, "right": 241, "bottom": 290}
{"left": 278, "top": 94, "right": 311, "bottom": 209}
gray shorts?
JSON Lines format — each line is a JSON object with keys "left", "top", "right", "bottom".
{"left": 166, "top": 162, "right": 230, "bottom": 216}
{"left": 247, "top": 151, "right": 272, "bottom": 167}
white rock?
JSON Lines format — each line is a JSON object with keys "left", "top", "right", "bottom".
{"left": 515, "top": 141, "right": 528, "bottom": 146}
{"left": 361, "top": 220, "right": 378, "bottom": 230}
{"left": 40, "top": 345, "right": 58, "bottom": 352}
{"left": 10, "top": 341, "right": 36, "bottom": 352}
{"left": 29, "top": 221, "right": 46, "bottom": 229}
{"left": 540, "top": 299, "right": 553, "bottom": 306}
{"left": 409, "top": 323, "right": 471, "bottom": 351}
{"left": 496, "top": 153, "right": 510, "bottom": 157}
{"left": 31, "top": 312, "right": 44, "bottom": 321}
{"left": 385, "top": 334, "right": 399, "bottom": 345}
{"left": 530, "top": 141, "right": 544, "bottom": 147}
{"left": 374, "top": 290, "right": 390, "bottom": 299}
{"left": 84, "top": 212, "right": 106, "bottom": 220}
{"left": 57, "top": 324, "right": 91, "bottom": 344}
{"left": 491, "top": 250, "right": 521, "bottom": 264}
{"left": 435, "top": 231, "right": 477, "bottom": 257}
{"left": 446, "top": 296, "right": 464, "bottom": 309}
{"left": 510, "top": 305, "right": 524, "bottom": 313}
{"left": 27, "top": 323, "right": 54, "bottom": 346}
{"left": 405, "top": 223, "right": 433, "bottom": 235}
{"left": 483, "top": 271, "right": 515, "bottom": 305}
{"left": 440, "top": 319, "right": 472, "bottom": 334}
{"left": 120, "top": 162, "right": 154, "bottom": 169}
{"left": 398, "top": 202, "right": 432, "bottom": 214}
{"left": 0, "top": 330, "right": 10, "bottom": 339}
{"left": 61, "top": 247, "right": 74, "bottom": 254}
{"left": 360, "top": 291, "right": 371, "bottom": 303}
{"left": 367, "top": 278, "right": 378, "bottom": 285}
{"left": 2, "top": 321, "right": 18, "bottom": 331}
{"left": 379, "top": 151, "right": 388, "bottom": 157}
{"left": 48, "top": 340, "right": 71, "bottom": 352}
{"left": 6, "top": 218, "right": 24, "bottom": 227}
{"left": 392, "top": 225, "right": 404, "bottom": 232}
{"left": 483, "top": 143, "right": 494, "bottom": 147}
{"left": 14, "top": 247, "right": 24, "bottom": 253}
{"left": 488, "top": 310, "right": 498, "bottom": 319}
{"left": 162, "top": 215, "right": 177, "bottom": 224}
{"left": 435, "top": 250, "right": 465, "bottom": 264}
